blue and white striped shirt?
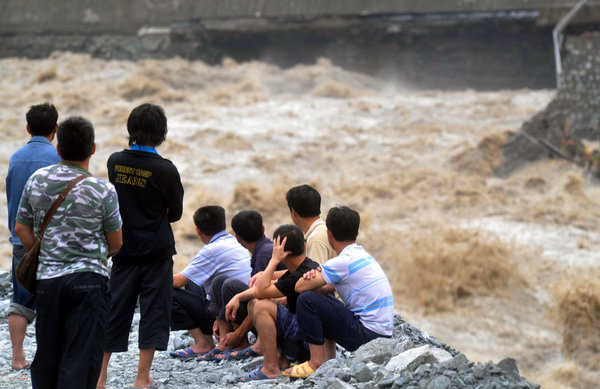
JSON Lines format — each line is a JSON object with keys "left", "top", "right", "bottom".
{"left": 182, "top": 230, "right": 251, "bottom": 297}
{"left": 321, "top": 243, "right": 394, "bottom": 336}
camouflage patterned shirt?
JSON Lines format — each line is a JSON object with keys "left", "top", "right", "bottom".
{"left": 16, "top": 162, "right": 122, "bottom": 280}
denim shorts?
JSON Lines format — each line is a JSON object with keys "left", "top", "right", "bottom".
{"left": 276, "top": 304, "right": 310, "bottom": 362}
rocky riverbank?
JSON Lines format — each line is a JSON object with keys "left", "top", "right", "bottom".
{"left": 0, "top": 271, "right": 539, "bottom": 388}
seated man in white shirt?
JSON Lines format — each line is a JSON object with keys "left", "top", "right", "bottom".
{"left": 283, "top": 206, "right": 395, "bottom": 378}
{"left": 169, "top": 205, "right": 251, "bottom": 360}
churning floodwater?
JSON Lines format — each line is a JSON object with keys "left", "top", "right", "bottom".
{"left": 1, "top": 52, "right": 599, "bottom": 388}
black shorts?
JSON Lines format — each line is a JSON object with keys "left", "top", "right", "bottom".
{"left": 104, "top": 258, "right": 173, "bottom": 352}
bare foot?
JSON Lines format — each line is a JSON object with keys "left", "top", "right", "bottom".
{"left": 259, "top": 366, "right": 281, "bottom": 379}
{"left": 11, "top": 360, "right": 30, "bottom": 370}
{"left": 188, "top": 344, "right": 214, "bottom": 354}
{"left": 133, "top": 378, "right": 155, "bottom": 388}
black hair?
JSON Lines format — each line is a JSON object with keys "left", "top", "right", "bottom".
{"left": 193, "top": 205, "right": 226, "bottom": 236}
{"left": 326, "top": 206, "right": 360, "bottom": 242}
{"left": 26, "top": 103, "right": 58, "bottom": 136}
{"left": 272, "top": 224, "right": 304, "bottom": 256}
{"left": 231, "top": 210, "right": 263, "bottom": 243}
{"left": 57, "top": 117, "right": 95, "bottom": 162}
{"left": 285, "top": 184, "right": 321, "bottom": 218}
{"left": 127, "top": 103, "right": 167, "bottom": 147}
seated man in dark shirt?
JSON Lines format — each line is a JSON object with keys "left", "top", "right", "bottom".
{"left": 210, "top": 210, "right": 287, "bottom": 358}
{"left": 234, "top": 210, "right": 286, "bottom": 277}
{"left": 226, "top": 225, "right": 333, "bottom": 381}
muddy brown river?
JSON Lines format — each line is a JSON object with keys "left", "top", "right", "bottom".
{"left": 1, "top": 52, "right": 599, "bottom": 388}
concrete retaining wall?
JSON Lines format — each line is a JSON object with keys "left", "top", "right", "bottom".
{"left": 1, "top": 0, "right": 600, "bottom": 34}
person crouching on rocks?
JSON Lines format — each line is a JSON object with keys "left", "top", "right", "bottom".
{"left": 283, "top": 206, "right": 394, "bottom": 379}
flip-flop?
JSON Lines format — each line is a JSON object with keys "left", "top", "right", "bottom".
{"left": 196, "top": 347, "right": 226, "bottom": 361}
{"left": 169, "top": 347, "right": 201, "bottom": 360}
{"left": 236, "top": 367, "right": 278, "bottom": 382}
{"left": 228, "top": 346, "right": 260, "bottom": 360}
{"left": 282, "top": 361, "right": 315, "bottom": 379}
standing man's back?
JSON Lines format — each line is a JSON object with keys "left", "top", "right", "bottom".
{"left": 98, "top": 103, "right": 184, "bottom": 389}
{"left": 6, "top": 103, "right": 60, "bottom": 370}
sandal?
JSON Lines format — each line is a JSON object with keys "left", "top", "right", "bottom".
{"left": 236, "top": 367, "right": 277, "bottom": 382}
{"left": 228, "top": 346, "right": 260, "bottom": 360}
{"left": 169, "top": 347, "right": 202, "bottom": 360}
{"left": 212, "top": 348, "right": 235, "bottom": 360}
{"left": 196, "top": 347, "right": 226, "bottom": 361}
{"left": 282, "top": 361, "right": 315, "bottom": 379}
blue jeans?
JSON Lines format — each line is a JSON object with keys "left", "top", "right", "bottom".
{"left": 9, "top": 244, "right": 36, "bottom": 323}
{"left": 296, "top": 291, "right": 382, "bottom": 352}
{"left": 276, "top": 304, "right": 310, "bottom": 362}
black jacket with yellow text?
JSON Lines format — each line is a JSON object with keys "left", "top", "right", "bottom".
{"left": 107, "top": 149, "right": 184, "bottom": 265}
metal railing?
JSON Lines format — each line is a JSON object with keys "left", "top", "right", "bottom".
{"left": 553, "top": 0, "right": 590, "bottom": 88}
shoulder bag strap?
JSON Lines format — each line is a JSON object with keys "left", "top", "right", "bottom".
{"left": 36, "top": 174, "right": 90, "bottom": 239}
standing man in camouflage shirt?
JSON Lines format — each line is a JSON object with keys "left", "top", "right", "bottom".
{"left": 15, "top": 117, "right": 123, "bottom": 389}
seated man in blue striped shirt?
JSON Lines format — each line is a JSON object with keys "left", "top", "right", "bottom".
{"left": 283, "top": 206, "right": 395, "bottom": 378}
{"left": 169, "top": 205, "right": 251, "bottom": 359}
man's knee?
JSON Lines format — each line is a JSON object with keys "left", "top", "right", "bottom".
{"left": 253, "top": 299, "right": 277, "bottom": 319}
{"left": 222, "top": 278, "right": 247, "bottom": 303}
{"left": 211, "top": 274, "right": 229, "bottom": 294}
{"left": 297, "top": 290, "right": 321, "bottom": 311}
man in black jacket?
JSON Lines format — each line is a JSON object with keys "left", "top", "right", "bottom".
{"left": 98, "top": 103, "right": 184, "bottom": 389}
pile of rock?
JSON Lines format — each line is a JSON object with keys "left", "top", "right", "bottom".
{"left": 0, "top": 270, "right": 539, "bottom": 388}
{"left": 497, "top": 31, "right": 600, "bottom": 176}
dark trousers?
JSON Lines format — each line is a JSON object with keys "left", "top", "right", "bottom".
{"left": 31, "top": 272, "right": 109, "bottom": 389}
{"left": 105, "top": 258, "right": 173, "bottom": 352}
{"left": 296, "top": 291, "right": 381, "bottom": 352}
{"left": 171, "top": 284, "right": 214, "bottom": 334}
{"left": 209, "top": 275, "right": 249, "bottom": 325}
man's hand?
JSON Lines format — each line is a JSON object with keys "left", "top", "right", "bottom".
{"left": 302, "top": 267, "right": 322, "bottom": 281}
{"left": 249, "top": 271, "right": 263, "bottom": 288}
{"left": 225, "top": 295, "right": 240, "bottom": 321}
{"left": 271, "top": 235, "right": 291, "bottom": 264}
{"left": 220, "top": 328, "right": 243, "bottom": 349}
{"left": 318, "top": 284, "right": 336, "bottom": 295}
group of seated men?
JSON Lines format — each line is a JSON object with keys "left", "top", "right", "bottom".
{"left": 168, "top": 184, "right": 395, "bottom": 382}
